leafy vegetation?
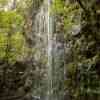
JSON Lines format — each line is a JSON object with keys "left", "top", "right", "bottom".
{"left": 0, "top": 10, "right": 26, "bottom": 62}
{"left": 52, "top": 0, "right": 100, "bottom": 100}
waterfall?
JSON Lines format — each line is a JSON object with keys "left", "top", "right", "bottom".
{"left": 32, "top": 0, "right": 53, "bottom": 99}
{"left": 32, "top": 0, "right": 64, "bottom": 100}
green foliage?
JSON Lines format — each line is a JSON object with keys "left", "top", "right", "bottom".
{"left": 0, "top": 7, "right": 26, "bottom": 64}
{"left": 63, "top": 3, "right": 81, "bottom": 31}
{"left": 9, "top": 32, "right": 26, "bottom": 63}
{"left": 0, "top": 33, "right": 7, "bottom": 58}
{"left": 52, "top": 0, "right": 100, "bottom": 99}
{"left": 51, "top": 0, "right": 64, "bottom": 14}
{"left": 51, "top": 0, "right": 81, "bottom": 36}
{"left": 0, "top": 0, "right": 8, "bottom": 5}
{"left": 0, "top": 11, "right": 24, "bottom": 32}
{"left": 0, "top": 32, "right": 26, "bottom": 63}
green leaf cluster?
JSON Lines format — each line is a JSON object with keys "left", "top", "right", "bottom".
{"left": 0, "top": 10, "right": 27, "bottom": 64}
{"left": 0, "top": 11, "right": 24, "bottom": 32}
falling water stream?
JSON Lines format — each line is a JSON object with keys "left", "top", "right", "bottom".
{"left": 32, "top": 0, "right": 64, "bottom": 100}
